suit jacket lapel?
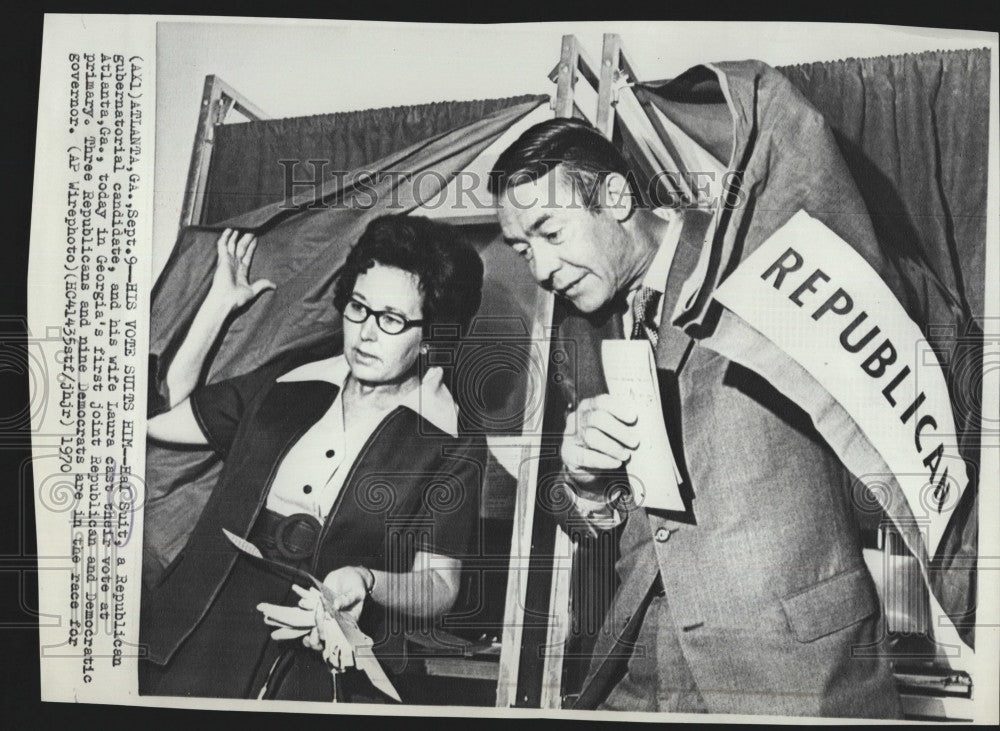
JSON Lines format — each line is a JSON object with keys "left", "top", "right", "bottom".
{"left": 652, "top": 209, "right": 713, "bottom": 519}
{"left": 655, "top": 208, "right": 714, "bottom": 373}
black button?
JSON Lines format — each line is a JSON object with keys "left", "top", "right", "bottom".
{"left": 303, "top": 485, "right": 313, "bottom": 494}
{"left": 326, "top": 449, "right": 335, "bottom": 458}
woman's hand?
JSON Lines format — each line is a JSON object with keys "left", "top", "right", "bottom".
{"left": 209, "top": 228, "right": 276, "bottom": 310}
{"left": 257, "top": 568, "right": 370, "bottom": 640}
{"left": 155, "top": 229, "right": 275, "bottom": 414}
{"left": 257, "top": 571, "right": 372, "bottom": 673}
{"left": 320, "top": 566, "right": 373, "bottom": 623}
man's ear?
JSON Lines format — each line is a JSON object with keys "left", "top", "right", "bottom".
{"left": 601, "top": 172, "right": 634, "bottom": 222}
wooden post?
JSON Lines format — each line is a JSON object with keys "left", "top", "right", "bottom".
{"left": 496, "top": 34, "right": 588, "bottom": 710}
{"left": 497, "top": 33, "right": 615, "bottom": 710}
{"left": 179, "top": 75, "right": 268, "bottom": 230}
{"left": 539, "top": 35, "right": 623, "bottom": 710}
{"left": 552, "top": 36, "right": 580, "bottom": 119}
{"left": 494, "top": 291, "right": 556, "bottom": 708}
{"left": 495, "top": 40, "right": 574, "bottom": 710}
{"left": 536, "top": 34, "right": 594, "bottom": 712}
{"left": 596, "top": 34, "right": 622, "bottom": 139}
{"left": 539, "top": 513, "right": 575, "bottom": 707}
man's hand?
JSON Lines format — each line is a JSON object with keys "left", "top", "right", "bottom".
{"left": 561, "top": 393, "right": 639, "bottom": 493}
{"left": 209, "top": 228, "right": 276, "bottom": 310}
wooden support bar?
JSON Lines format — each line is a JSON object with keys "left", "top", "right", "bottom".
{"left": 179, "top": 75, "right": 268, "bottom": 230}
{"left": 615, "top": 112, "right": 687, "bottom": 205}
{"left": 538, "top": 38, "right": 625, "bottom": 707}
{"left": 539, "top": 529, "right": 575, "bottom": 708}
{"left": 495, "top": 291, "right": 556, "bottom": 708}
{"left": 538, "top": 38, "right": 594, "bottom": 708}
{"left": 552, "top": 36, "right": 580, "bottom": 119}
{"left": 498, "top": 34, "right": 586, "bottom": 709}
{"left": 505, "top": 33, "right": 697, "bottom": 708}
{"left": 574, "top": 44, "right": 602, "bottom": 91}
{"left": 596, "top": 34, "right": 623, "bottom": 139}
{"left": 617, "top": 42, "right": 639, "bottom": 87}
{"left": 219, "top": 80, "right": 267, "bottom": 122}
{"left": 219, "top": 96, "right": 236, "bottom": 122}
{"left": 549, "top": 36, "right": 601, "bottom": 90}
{"left": 538, "top": 36, "right": 610, "bottom": 708}
{"left": 424, "top": 657, "right": 501, "bottom": 681}
{"left": 601, "top": 34, "right": 696, "bottom": 203}
{"left": 179, "top": 75, "right": 222, "bottom": 229}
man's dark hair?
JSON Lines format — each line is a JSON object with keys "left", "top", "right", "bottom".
{"left": 487, "top": 117, "right": 642, "bottom": 208}
{"left": 333, "top": 214, "right": 483, "bottom": 338}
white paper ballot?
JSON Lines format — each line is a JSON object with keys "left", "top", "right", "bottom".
{"left": 601, "top": 340, "right": 684, "bottom": 511}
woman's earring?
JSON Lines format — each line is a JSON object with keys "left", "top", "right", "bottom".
{"left": 420, "top": 344, "right": 429, "bottom": 355}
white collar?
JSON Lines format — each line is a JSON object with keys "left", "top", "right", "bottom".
{"left": 276, "top": 355, "right": 459, "bottom": 438}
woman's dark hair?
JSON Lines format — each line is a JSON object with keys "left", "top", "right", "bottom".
{"left": 333, "top": 214, "right": 484, "bottom": 338}
{"left": 487, "top": 117, "right": 643, "bottom": 208}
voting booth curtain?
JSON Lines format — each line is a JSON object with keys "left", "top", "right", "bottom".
{"left": 145, "top": 95, "right": 547, "bottom": 583}
{"left": 200, "top": 96, "right": 547, "bottom": 223}
{"left": 633, "top": 48, "right": 989, "bottom": 647}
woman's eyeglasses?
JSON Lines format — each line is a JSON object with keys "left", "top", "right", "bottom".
{"left": 343, "top": 298, "right": 425, "bottom": 335}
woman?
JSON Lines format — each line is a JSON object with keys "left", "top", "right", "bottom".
{"left": 140, "top": 215, "right": 485, "bottom": 702}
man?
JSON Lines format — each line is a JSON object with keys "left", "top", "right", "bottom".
{"left": 488, "top": 118, "right": 902, "bottom": 718}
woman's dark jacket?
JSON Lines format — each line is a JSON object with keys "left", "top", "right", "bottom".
{"left": 140, "top": 355, "right": 484, "bottom": 670}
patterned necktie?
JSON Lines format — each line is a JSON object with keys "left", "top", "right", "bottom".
{"left": 629, "top": 286, "right": 662, "bottom": 348}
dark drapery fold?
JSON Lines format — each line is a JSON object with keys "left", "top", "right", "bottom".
{"left": 202, "top": 95, "right": 547, "bottom": 223}
{"left": 145, "top": 97, "right": 546, "bottom": 581}
{"left": 634, "top": 49, "right": 989, "bottom": 647}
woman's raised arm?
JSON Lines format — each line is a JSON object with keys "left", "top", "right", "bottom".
{"left": 148, "top": 229, "right": 275, "bottom": 444}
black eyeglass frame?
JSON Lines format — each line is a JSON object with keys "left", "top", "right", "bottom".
{"left": 343, "top": 298, "right": 426, "bottom": 335}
